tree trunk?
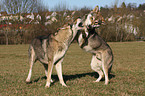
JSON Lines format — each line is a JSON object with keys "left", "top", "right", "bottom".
{"left": 4, "top": 31, "right": 9, "bottom": 45}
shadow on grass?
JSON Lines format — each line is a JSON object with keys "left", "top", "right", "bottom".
{"left": 27, "top": 72, "right": 115, "bottom": 85}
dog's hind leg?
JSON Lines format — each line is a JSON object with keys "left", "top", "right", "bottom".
{"left": 91, "top": 55, "right": 103, "bottom": 83}
{"left": 55, "top": 59, "right": 67, "bottom": 87}
{"left": 26, "top": 46, "right": 36, "bottom": 83}
{"left": 43, "top": 64, "right": 48, "bottom": 77}
{"left": 102, "top": 51, "right": 111, "bottom": 85}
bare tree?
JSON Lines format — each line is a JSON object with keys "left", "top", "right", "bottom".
{"left": 1, "top": 0, "right": 38, "bottom": 14}
{"left": 0, "top": 2, "right": 1, "bottom": 12}
{"left": 52, "top": 2, "right": 69, "bottom": 11}
{"left": 1, "top": 26, "right": 10, "bottom": 45}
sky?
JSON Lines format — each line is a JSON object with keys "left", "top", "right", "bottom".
{"left": 43, "top": 0, "right": 145, "bottom": 10}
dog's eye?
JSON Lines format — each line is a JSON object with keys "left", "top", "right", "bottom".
{"left": 90, "top": 17, "right": 93, "bottom": 20}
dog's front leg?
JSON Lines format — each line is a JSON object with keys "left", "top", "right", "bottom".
{"left": 45, "top": 60, "right": 54, "bottom": 88}
{"left": 55, "top": 59, "right": 67, "bottom": 87}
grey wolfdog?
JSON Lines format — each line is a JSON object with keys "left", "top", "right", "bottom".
{"left": 26, "top": 18, "right": 84, "bottom": 88}
{"left": 76, "top": 6, "right": 113, "bottom": 85}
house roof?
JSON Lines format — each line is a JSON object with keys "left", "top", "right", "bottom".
{"left": 0, "top": 12, "right": 8, "bottom": 16}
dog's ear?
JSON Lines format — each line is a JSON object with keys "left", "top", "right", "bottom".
{"left": 93, "top": 6, "right": 99, "bottom": 13}
{"left": 74, "top": 18, "right": 79, "bottom": 25}
{"left": 74, "top": 19, "right": 77, "bottom": 25}
{"left": 85, "top": 14, "right": 88, "bottom": 19}
{"left": 76, "top": 18, "right": 82, "bottom": 25}
{"left": 68, "top": 23, "right": 73, "bottom": 29}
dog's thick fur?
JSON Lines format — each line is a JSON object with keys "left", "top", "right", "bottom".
{"left": 77, "top": 6, "right": 113, "bottom": 85}
{"left": 26, "top": 18, "right": 83, "bottom": 88}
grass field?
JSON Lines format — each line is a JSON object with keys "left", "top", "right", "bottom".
{"left": 0, "top": 42, "right": 145, "bottom": 96}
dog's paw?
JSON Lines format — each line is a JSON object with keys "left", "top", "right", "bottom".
{"left": 26, "top": 78, "right": 31, "bottom": 83}
{"left": 45, "top": 82, "right": 51, "bottom": 88}
{"left": 93, "top": 80, "right": 100, "bottom": 83}
{"left": 62, "top": 84, "right": 67, "bottom": 87}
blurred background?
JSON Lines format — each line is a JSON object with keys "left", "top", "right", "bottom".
{"left": 0, "top": 0, "right": 145, "bottom": 44}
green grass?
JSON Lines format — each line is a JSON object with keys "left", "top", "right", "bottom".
{"left": 0, "top": 42, "right": 145, "bottom": 96}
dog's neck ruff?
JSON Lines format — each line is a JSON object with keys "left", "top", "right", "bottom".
{"left": 54, "top": 26, "right": 73, "bottom": 44}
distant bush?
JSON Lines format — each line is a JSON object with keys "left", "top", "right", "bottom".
{"left": 1, "top": 2, "right": 145, "bottom": 44}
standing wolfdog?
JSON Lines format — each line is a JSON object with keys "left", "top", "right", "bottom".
{"left": 26, "top": 18, "right": 84, "bottom": 88}
{"left": 77, "top": 6, "right": 113, "bottom": 85}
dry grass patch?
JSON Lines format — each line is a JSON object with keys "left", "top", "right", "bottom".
{"left": 0, "top": 42, "right": 145, "bottom": 95}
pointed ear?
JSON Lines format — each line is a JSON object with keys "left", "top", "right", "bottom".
{"left": 93, "top": 6, "right": 99, "bottom": 13}
{"left": 74, "top": 19, "right": 77, "bottom": 25}
{"left": 74, "top": 18, "right": 82, "bottom": 25}
{"left": 68, "top": 23, "right": 73, "bottom": 28}
{"left": 85, "top": 14, "right": 88, "bottom": 19}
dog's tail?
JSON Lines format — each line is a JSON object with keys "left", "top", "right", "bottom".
{"left": 28, "top": 45, "right": 32, "bottom": 59}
